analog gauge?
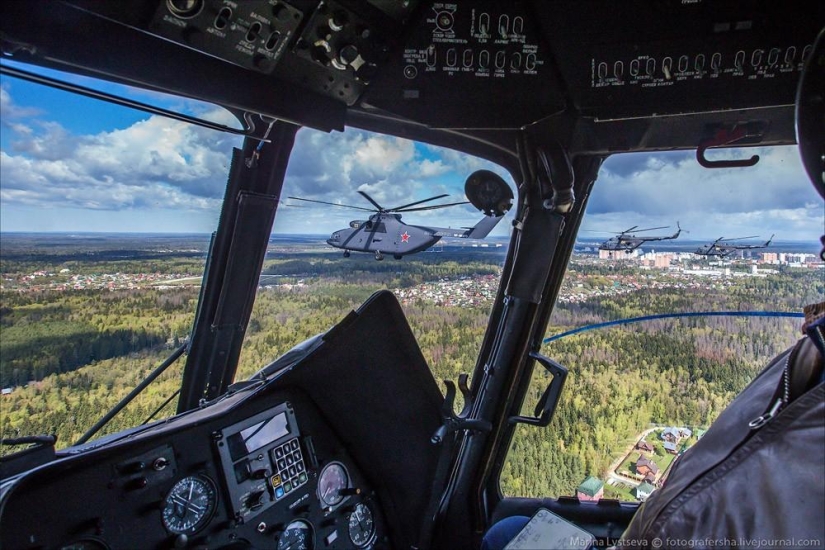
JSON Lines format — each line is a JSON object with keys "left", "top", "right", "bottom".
{"left": 348, "top": 503, "right": 376, "bottom": 548}
{"left": 277, "top": 519, "right": 314, "bottom": 550}
{"left": 317, "top": 462, "right": 349, "bottom": 507}
{"left": 161, "top": 475, "right": 217, "bottom": 535}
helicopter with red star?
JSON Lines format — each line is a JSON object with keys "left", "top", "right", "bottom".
{"left": 289, "top": 170, "right": 513, "bottom": 260}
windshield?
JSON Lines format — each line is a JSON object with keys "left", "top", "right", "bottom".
{"left": 500, "top": 148, "right": 823, "bottom": 501}
{"left": 0, "top": 73, "right": 512, "bottom": 448}
{"left": 235, "top": 129, "right": 512, "bottom": 380}
{"left": 0, "top": 71, "right": 242, "bottom": 446}
{"left": 1, "top": 70, "right": 822, "bottom": 506}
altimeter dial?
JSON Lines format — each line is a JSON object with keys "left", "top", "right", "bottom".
{"left": 277, "top": 520, "right": 314, "bottom": 550}
{"left": 348, "top": 502, "right": 376, "bottom": 547}
{"left": 161, "top": 475, "right": 217, "bottom": 535}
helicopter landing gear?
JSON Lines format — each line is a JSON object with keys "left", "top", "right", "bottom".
{"left": 343, "top": 251, "right": 350, "bottom": 258}
{"left": 393, "top": 254, "right": 403, "bottom": 260}
{"left": 375, "top": 251, "right": 384, "bottom": 261}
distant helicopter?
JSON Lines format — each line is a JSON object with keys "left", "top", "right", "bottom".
{"left": 599, "top": 223, "right": 683, "bottom": 253}
{"left": 695, "top": 234, "right": 774, "bottom": 257}
{"left": 289, "top": 170, "right": 513, "bottom": 260}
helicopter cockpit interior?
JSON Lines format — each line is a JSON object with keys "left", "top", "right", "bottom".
{"left": 1, "top": 1, "right": 823, "bottom": 549}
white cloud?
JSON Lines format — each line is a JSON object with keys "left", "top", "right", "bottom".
{"left": 418, "top": 159, "right": 450, "bottom": 177}
{"left": 585, "top": 147, "right": 823, "bottom": 241}
{"left": 0, "top": 92, "right": 513, "bottom": 234}
{"left": 2, "top": 85, "right": 818, "bottom": 239}
{"left": 0, "top": 84, "right": 42, "bottom": 119}
{"left": 282, "top": 128, "right": 508, "bottom": 212}
{"left": 1, "top": 103, "right": 238, "bottom": 215}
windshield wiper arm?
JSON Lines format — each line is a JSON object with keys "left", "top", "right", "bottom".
{"left": 0, "top": 65, "right": 255, "bottom": 137}
{"left": 75, "top": 343, "right": 187, "bottom": 446}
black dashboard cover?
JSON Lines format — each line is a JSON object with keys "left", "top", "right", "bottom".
{"left": 268, "top": 290, "right": 444, "bottom": 550}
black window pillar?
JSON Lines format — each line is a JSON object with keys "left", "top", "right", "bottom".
{"left": 177, "top": 120, "right": 300, "bottom": 413}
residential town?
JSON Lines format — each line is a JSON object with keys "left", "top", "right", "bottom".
{"left": 4, "top": 247, "right": 821, "bottom": 297}
{"left": 1, "top": 269, "right": 199, "bottom": 292}
{"left": 576, "top": 425, "right": 705, "bottom": 503}
{"left": 395, "top": 249, "right": 822, "bottom": 307}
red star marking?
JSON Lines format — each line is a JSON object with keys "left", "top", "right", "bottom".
{"left": 401, "top": 232, "right": 410, "bottom": 243}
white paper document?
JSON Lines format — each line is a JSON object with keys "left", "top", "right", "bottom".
{"left": 504, "top": 508, "right": 595, "bottom": 550}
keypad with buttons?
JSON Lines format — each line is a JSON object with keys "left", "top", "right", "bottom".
{"left": 270, "top": 437, "right": 308, "bottom": 499}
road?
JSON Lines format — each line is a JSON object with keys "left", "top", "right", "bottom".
{"left": 606, "top": 427, "right": 658, "bottom": 488}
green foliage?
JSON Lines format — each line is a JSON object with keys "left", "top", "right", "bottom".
{"left": 0, "top": 245, "right": 814, "bottom": 509}
{"left": 0, "top": 319, "right": 161, "bottom": 387}
{"left": 1, "top": 351, "right": 185, "bottom": 446}
{"left": 0, "top": 289, "right": 197, "bottom": 386}
{"left": 500, "top": 283, "right": 802, "bottom": 499}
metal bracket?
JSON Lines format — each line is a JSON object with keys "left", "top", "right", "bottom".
{"left": 537, "top": 143, "right": 575, "bottom": 212}
{"left": 696, "top": 124, "right": 762, "bottom": 168}
{"left": 508, "top": 351, "right": 568, "bottom": 427}
{"left": 431, "top": 380, "right": 492, "bottom": 444}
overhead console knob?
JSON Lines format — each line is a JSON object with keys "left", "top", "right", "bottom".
{"left": 329, "top": 10, "right": 348, "bottom": 32}
{"left": 435, "top": 11, "right": 454, "bottom": 31}
{"left": 294, "top": 0, "right": 385, "bottom": 86}
{"left": 311, "top": 42, "right": 333, "bottom": 65}
{"left": 339, "top": 44, "right": 359, "bottom": 65}
{"left": 166, "top": 0, "right": 203, "bottom": 18}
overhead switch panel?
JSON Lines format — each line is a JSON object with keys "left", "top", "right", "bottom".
{"left": 150, "top": 0, "right": 304, "bottom": 74}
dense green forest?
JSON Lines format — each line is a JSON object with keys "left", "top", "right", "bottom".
{"left": 1, "top": 243, "right": 822, "bottom": 502}
{"left": 0, "top": 290, "right": 197, "bottom": 386}
{"left": 501, "top": 315, "right": 798, "bottom": 498}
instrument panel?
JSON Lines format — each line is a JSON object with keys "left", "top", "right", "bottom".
{"left": 0, "top": 390, "right": 388, "bottom": 550}
{"left": 5, "top": 0, "right": 822, "bottom": 138}
{"left": 537, "top": 0, "right": 825, "bottom": 121}
{"left": 145, "top": 0, "right": 407, "bottom": 107}
{"left": 363, "top": 0, "right": 566, "bottom": 129}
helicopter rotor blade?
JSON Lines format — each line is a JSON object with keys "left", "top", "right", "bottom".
{"left": 387, "top": 194, "right": 450, "bottom": 212}
{"left": 287, "top": 196, "right": 376, "bottom": 212}
{"left": 395, "top": 201, "right": 470, "bottom": 213}
{"left": 357, "top": 191, "right": 386, "bottom": 211}
{"left": 584, "top": 228, "right": 640, "bottom": 235}
{"left": 720, "top": 235, "right": 760, "bottom": 241}
{"left": 632, "top": 225, "right": 670, "bottom": 233}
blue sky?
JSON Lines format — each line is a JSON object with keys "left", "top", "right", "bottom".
{"left": 1, "top": 61, "right": 823, "bottom": 241}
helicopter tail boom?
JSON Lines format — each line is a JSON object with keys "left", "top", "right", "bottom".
{"left": 432, "top": 214, "right": 505, "bottom": 239}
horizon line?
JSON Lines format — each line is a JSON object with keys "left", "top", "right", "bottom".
{"left": 1, "top": 231, "right": 820, "bottom": 245}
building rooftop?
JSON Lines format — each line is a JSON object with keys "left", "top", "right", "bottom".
{"left": 577, "top": 476, "right": 604, "bottom": 497}
{"left": 637, "top": 455, "right": 660, "bottom": 474}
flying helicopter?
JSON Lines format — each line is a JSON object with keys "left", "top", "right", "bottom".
{"left": 288, "top": 171, "right": 513, "bottom": 260}
{"left": 598, "top": 223, "right": 683, "bottom": 253}
{"left": 0, "top": 2, "right": 823, "bottom": 550}
{"left": 695, "top": 234, "right": 775, "bottom": 257}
